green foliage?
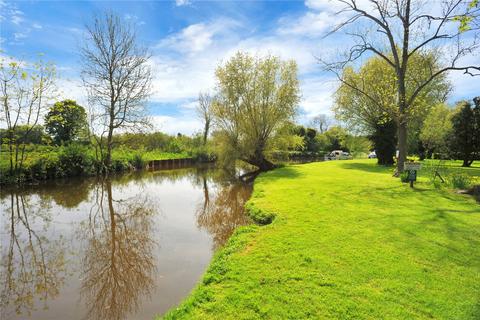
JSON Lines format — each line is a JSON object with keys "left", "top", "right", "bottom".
{"left": 58, "top": 143, "right": 95, "bottom": 176}
{"left": 420, "top": 104, "right": 453, "bottom": 157}
{"left": 369, "top": 120, "right": 397, "bottom": 165}
{"left": 162, "top": 160, "right": 480, "bottom": 319}
{"left": 245, "top": 201, "right": 275, "bottom": 225}
{"left": 0, "top": 125, "right": 51, "bottom": 145}
{"left": 449, "top": 173, "right": 472, "bottom": 189}
{"left": 45, "top": 100, "right": 88, "bottom": 145}
{"left": 212, "top": 51, "right": 300, "bottom": 170}
{"left": 448, "top": 99, "right": 480, "bottom": 167}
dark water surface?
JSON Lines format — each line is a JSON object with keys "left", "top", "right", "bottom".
{"left": 0, "top": 165, "right": 252, "bottom": 320}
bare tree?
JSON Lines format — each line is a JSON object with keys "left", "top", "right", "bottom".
{"left": 311, "top": 114, "right": 332, "bottom": 133}
{"left": 0, "top": 56, "right": 56, "bottom": 177}
{"left": 321, "top": 0, "right": 480, "bottom": 173}
{"left": 81, "top": 12, "right": 152, "bottom": 172}
{"left": 196, "top": 92, "right": 212, "bottom": 145}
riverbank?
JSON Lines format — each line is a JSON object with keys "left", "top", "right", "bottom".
{"left": 0, "top": 144, "right": 194, "bottom": 185}
{"left": 162, "top": 159, "right": 480, "bottom": 319}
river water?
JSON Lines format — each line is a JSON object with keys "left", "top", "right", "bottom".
{"left": 0, "top": 165, "right": 252, "bottom": 320}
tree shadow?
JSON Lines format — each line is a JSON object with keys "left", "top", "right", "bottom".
{"left": 339, "top": 162, "right": 394, "bottom": 174}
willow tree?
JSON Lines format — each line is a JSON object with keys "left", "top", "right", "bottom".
{"left": 323, "top": 0, "right": 479, "bottom": 173}
{"left": 334, "top": 53, "right": 451, "bottom": 163}
{"left": 212, "top": 52, "right": 300, "bottom": 171}
{"left": 81, "top": 12, "right": 152, "bottom": 172}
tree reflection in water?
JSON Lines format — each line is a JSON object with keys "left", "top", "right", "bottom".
{"left": 196, "top": 173, "right": 252, "bottom": 250}
{"left": 0, "top": 193, "right": 66, "bottom": 318}
{"left": 80, "top": 178, "right": 156, "bottom": 320}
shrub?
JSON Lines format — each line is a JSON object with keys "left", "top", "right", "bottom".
{"left": 130, "top": 153, "right": 145, "bottom": 169}
{"left": 245, "top": 202, "right": 275, "bottom": 225}
{"left": 59, "top": 144, "right": 95, "bottom": 176}
{"left": 400, "top": 171, "right": 409, "bottom": 183}
{"left": 449, "top": 173, "right": 472, "bottom": 189}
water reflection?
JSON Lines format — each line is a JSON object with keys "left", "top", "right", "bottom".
{"left": 80, "top": 179, "right": 156, "bottom": 320}
{"left": 0, "top": 165, "right": 252, "bottom": 319}
{"left": 196, "top": 174, "right": 252, "bottom": 249}
{"left": 0, "top": 193, "right": 66, "bottom": 318}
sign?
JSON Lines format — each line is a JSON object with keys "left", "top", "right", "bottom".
{"left": 404, "top": 162, "right": 422, "bottom": 171}
{"left": 407, "top": 169, "right": 417, "bottom": 182}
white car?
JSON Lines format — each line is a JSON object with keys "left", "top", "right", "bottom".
{"left": 325, "top": 150, "right": 352, "bottom": 160}
{"left": 368, "top": 151, "right": 377, "bottom": 159}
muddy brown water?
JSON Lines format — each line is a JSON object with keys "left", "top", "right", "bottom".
{"left": 0, "top": 165, "right": 252, "bottom": 320}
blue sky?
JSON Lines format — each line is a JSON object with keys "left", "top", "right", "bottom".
{"left": 1, "top": 0, "right": 478, "bottom": 134}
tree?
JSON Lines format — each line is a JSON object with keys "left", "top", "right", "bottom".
{"left": 420, "top": 104, "right": 453, "bottom": 158}
{"left": 81, "top": 12, "right": 152, "bottom": 172}
{"left": 45, "top": 99, "right": 88, "bottom": 145}
{"left": 0, "top": 56, "right": 56, "bottom": 176}
{"left": 334, "top": 53, "right": 450, "bottom": 165}
{"left": 323, "top": 0, "right": 479, "bottom": 173}
{"left": 449, "top": 99, "right": 480, "bottom": 166}
{"left": 196, "top": 92, "right": 212, "bottom": 145}
{"left": 311, "top": 114, "right": 331, "bottom": 133}
{"left": 324, "top": 126, "right": 348, "bottom": 151}
{"left": 212, "top": 52, "right": 300, "bottom": 171}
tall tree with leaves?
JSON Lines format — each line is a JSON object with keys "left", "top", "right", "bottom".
{"left": 323, "top": 0, "right": 479, "bottom": 173}
{"left": 45, "top": 99, "right": 88, "bottom": 145}
{"left": 212, "top": 52, "right": 300, "bottom": 171}
{"left": 334, "top": 53, "right": 450, "bottom": 164}
{"left": 449, "top": 100, "right": 479, "bottom": 167}
{"left": 81, "top": 12, "right": 152, "bottom": 172}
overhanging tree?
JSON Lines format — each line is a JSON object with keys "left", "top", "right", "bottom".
{"left": 212, "top": 52, "right": 300, "bottom": 171}
{"left": 322, "top": 0, "right": 479, "bottom": 173}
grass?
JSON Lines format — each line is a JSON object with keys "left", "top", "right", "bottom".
{"left": 162, "top": 159, "right": 480, "bottom": 320}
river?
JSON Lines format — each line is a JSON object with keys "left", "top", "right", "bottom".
{"left": 0, "top": 165, "right": 252, "bottom": 320}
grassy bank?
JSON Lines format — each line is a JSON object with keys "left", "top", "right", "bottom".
{"left": 0, "top": 144, "right": 191, "bottom": 184}
{"left": 162, "top": 159, "right": 480, "bottom": 319}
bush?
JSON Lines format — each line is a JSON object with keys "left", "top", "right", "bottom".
{"left": 245, "top": 202, "right": 275, "bottom": 225}
{"left": 58, "top": 144, "right": 95, "bottom": 176}
{"left": 449, "top": 173, "right": 472, "bottom": 189}
{"left": 130, "top": 153, "right": 145, "bottom": 169}
{"left": 400, "top": 171, "right": 409, "bottom": 183}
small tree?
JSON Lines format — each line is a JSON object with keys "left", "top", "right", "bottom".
{"left": 449, "top": 100, "right": 479, "bottom": 167}
{"left": 45, "top": 99, "right": 88, "bottom": 145}
{"left": 0, "top": 56, "right": 56, "bottom": 175}
{"left": 212, "top": 52, "right": 300, "bottom": 171}
{"left": 196, "top": 92, "right": 212, "bottom": 145}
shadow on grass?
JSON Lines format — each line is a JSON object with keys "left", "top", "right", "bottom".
{"left": 261, "top": 165, "right": 304, "bottom": 181}
{"left": 339, "top": 162, "right": 394, "bottom": 174}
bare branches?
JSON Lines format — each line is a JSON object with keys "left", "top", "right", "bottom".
{"left": 81, "top": 12, "right": 152, "bottom": 169}
{"left": 322, "top": 0, "right": 479, "bottom": 172}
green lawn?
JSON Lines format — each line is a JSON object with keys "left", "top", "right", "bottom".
{"left": 162, "top": 159, "right": 480, "bottom": 320}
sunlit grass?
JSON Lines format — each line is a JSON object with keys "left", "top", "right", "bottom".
{"left": 163, "top": 159, "right": 480, "bottom": 319}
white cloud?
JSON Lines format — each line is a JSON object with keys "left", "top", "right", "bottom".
{"left": 13, "top": 32, "right": 27, "bottom": 41}
{"left": 32, "top": 23, "right": 42, "bottom": 29}
{"left": 277, "top": 11, "right": 337, "bottom": 37}
{"left": 151, "top": 115, "right": 202, "bottom": 135}
{"left": 175, "top": 0, "right": 191, "bottom": 6}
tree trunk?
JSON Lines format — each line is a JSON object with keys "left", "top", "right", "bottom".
{"left": 249, "top": 157, "right": 276, "bottom": 172}
{"left": 397, "top": 121, "right": 407, "bottom": 173}
{"left": 462, "top": 158, "right": 473, "bottom": 167}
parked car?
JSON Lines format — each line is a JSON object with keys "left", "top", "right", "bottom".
{"left": 368, "top": 151, "right": 377, "bottom": 159}
{"left": 324, "top": 150, "right": 352, "bottom": 160}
